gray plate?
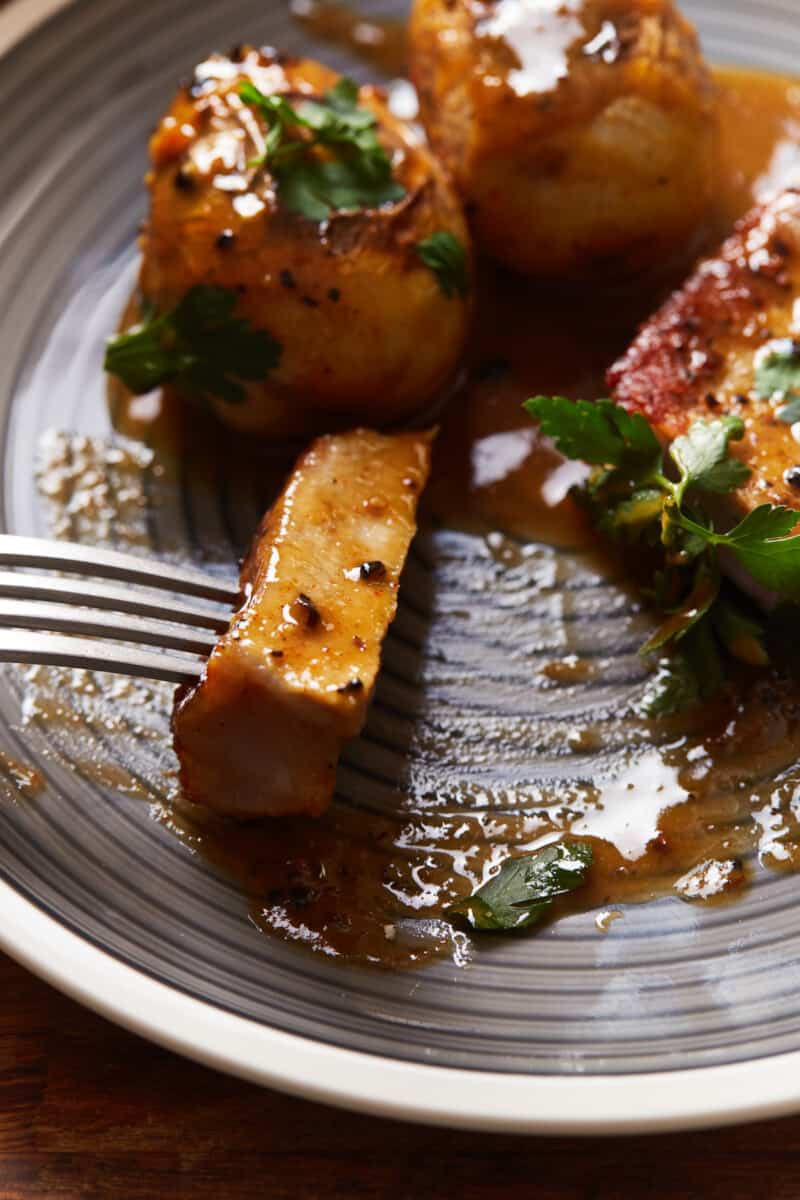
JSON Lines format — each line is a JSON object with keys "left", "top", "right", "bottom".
{"left": 1, "top": 0, "right": 800, "bottom": 1133}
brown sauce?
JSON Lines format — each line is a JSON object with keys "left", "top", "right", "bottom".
{"left": 0, "top": 749, "right": 43, "bottom": 802}
{"left": 101, "top": 65, "right": 800, "bottom": 967}
{"left": 289, "top": 0, "right": 407, "bottom": 77}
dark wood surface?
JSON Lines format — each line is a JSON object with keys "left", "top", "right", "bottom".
{"left": 3, "top": 954, "right": 800, "bottom": 1199}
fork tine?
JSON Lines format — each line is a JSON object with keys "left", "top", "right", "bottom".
{"left": 0, "top": 631, "right": 202, "bottom": 684}
{"left": 0, "top": 535, "right": 239, "bottom": 603}
{"left": 0, "top": 600, "right": 218, "bottom": 654}
{"left": 0, "top": 572, "right": 231, "bottom": 632}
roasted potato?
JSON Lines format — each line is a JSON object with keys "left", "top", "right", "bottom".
{"left": 409, "top": 0, "right": 719, "bottom": 281}
{"left": 140, "top": 48, "right": 471, "bottom": 435}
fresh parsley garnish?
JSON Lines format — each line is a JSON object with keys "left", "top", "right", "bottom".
{"left": 239, "top": 77, "right": 405, "bottom": 221}
{"left": 755, "top": 338, "right": 800, "bottom": 420}
{"left": 104, "top": 285, "right": 282, "bottom": 404}
{"left": 448, "top": 842, "right": 593, "bottom": 932}
{"left": 416, "top": 231, "right": 469, "bottom": 299}
{"left": 527, "top": 394, "right": 661, "bottom": 475}
{"left": 525, "top": 394, "right": 800, "bottom": 713}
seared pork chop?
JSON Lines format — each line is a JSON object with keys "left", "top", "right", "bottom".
{"left": 609, "top": 187, "right": 800, "bottom": 516}
{"left": 173, "top": 428, "right": 433, "bottom": 817}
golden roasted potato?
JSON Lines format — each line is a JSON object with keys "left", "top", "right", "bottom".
{"left": 139, "top": 48, "right": 471, "bottom": 435}
{"left": 408, "top": 0, "right": 719, "bottom": 281}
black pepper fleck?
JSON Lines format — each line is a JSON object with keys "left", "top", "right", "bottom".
{"left": 295, "top": 593, "right": 320, "bottom": 629}
{"left": 785, "top": 467, "right": 800, "bottom": 490}
{"left": 270, "top": 649, "right": 285, "bottom": 658}
{"left": 173, "top": 169, "right": 195, "bottom": 192}
{"left": 337, "top": 679, "right": 364, "bottom": 695}
{"left": 328, "top": 287, "right": 341, "bottom": 302}
{"left": 301, "top": 295, "right": 319, "bottom": 308}
{"left": 359, "top": 560, "right": 387, "bottom": 581}
{"left": 216, "top": 229, "right": 236, "bottom": 250}
{"left": 705, "top": 392, "right": 719, "bottom": 409}
{"left": 734, "top": 393, "right": 750, "bottom": 405}
{"left": 279, "top": 269, "right": 296, "bottom": 289}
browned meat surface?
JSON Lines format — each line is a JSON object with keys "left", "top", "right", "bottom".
{"left": 609, "top": 187, "right": 800, "bottom": 515}
{"left": 172, "top": 428, "right": 433, "bottom": 817}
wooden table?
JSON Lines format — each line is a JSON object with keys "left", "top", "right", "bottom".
{"left": 3, "top": 954, "right": 800, "bottom": 1199}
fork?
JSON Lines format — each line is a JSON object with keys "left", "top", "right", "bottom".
{"left": 0, "top": 535, "right": 239, "bottom": 684}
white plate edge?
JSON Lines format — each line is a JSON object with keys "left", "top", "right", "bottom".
{"left": 5, "top": 872, "right": 800, "bottom": 1135}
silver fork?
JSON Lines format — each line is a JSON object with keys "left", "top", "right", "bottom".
{"left": 0, "top": 535, "right": 239, "bottom": 684}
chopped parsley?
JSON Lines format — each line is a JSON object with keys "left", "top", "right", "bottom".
{"left": 755, "top": 338, "right": 800, "bottom": 421}
{"left": 104, "top": 285, "right": 282, "bottom": 404}
{"left": 416, "top": 231, "right": 469, "bottom": 299}
{"left": 240, "top": 77, "right": 405, "bottom": 221}
{"left": 448, "top": 841, "right": 593, "bottom": 932}
{"left": 525, "top": 394, "right": 800, "bottom": 714}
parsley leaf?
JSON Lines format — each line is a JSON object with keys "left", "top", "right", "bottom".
{"left": 641, "top": 652, "right": 701, "bottom": 717}
{"left": 416, "top": 232, "right": 470, "bottom": 299}
{"left": 240, "top": 77, "right": 405, "bottom": 220}
{"left": 712, "top": 599, "right": 768, "bottom": 667}
{"left": 104, "top": 286, "right": 281, "bottom": 404}
{"left": 640, "top": 560, "right": 719, "bottom": 656}
{"left": 448, "top": 842, "right": 593, "bottom": 932}
{"left": 669, "top": 415, "right": 750, "bottom": 496}
{"left": 754, "top": 338, "right": 800, "bottom": 405}
{"left": 643, "top": 619, "right": 724, "bottom": 716}
{"left": 524, "top": 395, "right": 662, "bottom": 480}
{"left": 718, "top": 505, "right": 800, "bottom": 599}
{"left": 524, "top": 393, "right": 800, "bottom": 713}
{"left": 778, "top": 396, "right": 800, "bottom": 424}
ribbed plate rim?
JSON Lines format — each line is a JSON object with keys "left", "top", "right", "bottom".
{"left": 2, "top": 0, "right": 800, "bottom": 1134}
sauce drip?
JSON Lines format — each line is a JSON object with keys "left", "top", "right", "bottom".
{"left": 96, "top": 65, "right": 800, "bottom": 967}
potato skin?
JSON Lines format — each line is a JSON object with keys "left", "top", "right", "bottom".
{"left": 409, "top": 0, "right": 719, "bottom": 282}
{"left": 141, "top": 49, "right": 471, "bottom": 435}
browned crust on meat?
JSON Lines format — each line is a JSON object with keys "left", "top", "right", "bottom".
{"left": 607, "top": 188, "right": 800, "bottom": 514}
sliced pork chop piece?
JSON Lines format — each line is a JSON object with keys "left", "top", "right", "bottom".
{"left": 608, "top": 187, "right": 800, "bottom": 516}
{"left": 173, "top": 428, "right": 433, "bottom": 817}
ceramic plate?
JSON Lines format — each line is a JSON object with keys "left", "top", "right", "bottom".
{"left": 2, "top": 0, "right": 800, "bottom": 1134}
